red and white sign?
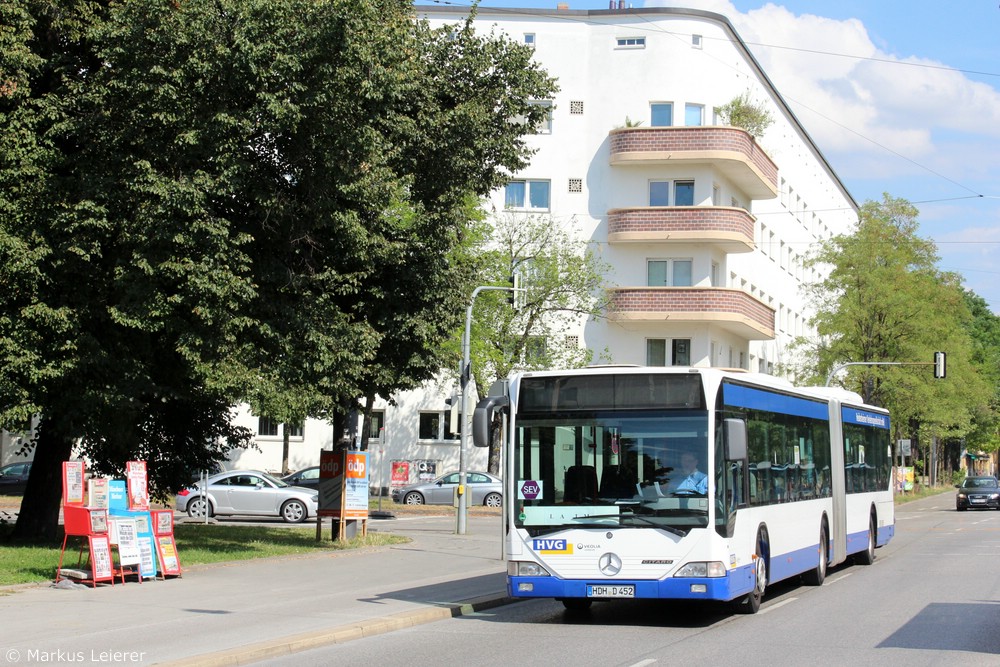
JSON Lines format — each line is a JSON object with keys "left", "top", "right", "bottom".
{"left": 390, "top": 461, "right": 410, "bottom": 487}
{"left": 126, "top": 461, "right": 149, "bottom": 511}
{"left": 62, "top": 461, "right": 86, "bottom": 506}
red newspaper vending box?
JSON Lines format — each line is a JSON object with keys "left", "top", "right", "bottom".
{"left": 151, "top": 509, "right": 181, "bottom": 577}
{"left": 57, "top": 505, "right": 114, "bottom": 587}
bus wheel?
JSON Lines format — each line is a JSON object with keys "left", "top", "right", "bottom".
{"left": 562, "top": 598, "right": 592, "bottom": 612}
{"left": 855, "top": 513, "right": 876, "bottom": 565}
{"left": 802, "top": 524, "right": 828, "bottom": 586}
{"left": 735, "top": 529, "right": 768, "bottom": 614}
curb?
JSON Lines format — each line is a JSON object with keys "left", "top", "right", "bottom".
{"left": 155, "top": 593, "right": 515, "bottom": 666}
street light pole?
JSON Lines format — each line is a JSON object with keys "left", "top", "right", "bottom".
{"left": 457, "top": 285, "right": 518, "bottom": 535}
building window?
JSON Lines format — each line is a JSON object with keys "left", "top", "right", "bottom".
{"left": 649, "top": 179, "right": 694, "bottom": 206}
{"left": 692, "top": 34, "right": 703, "bottom": 49}
{"left": 286, "top": 422, "right": 304, "bottom": 439}
{"left": 616, "top": 36, "right": 646, "bottom": 49}
{"left": 651, "top": 102, "right": 673, "bottom": 127}
{"left": 524, "top": 33, "right": 536, "bottom": 48}
{"left": 525, "top": 100, "right": 552, "bottom": 134}
{"left": 712, "top": 184, "right": 721, "bottom": 206}
{"left": 258, "top": 417, "right": 278, "bottom": 437}
{"left": 418, "top": 412, "right": 439, "bottom": 440}
{"left": 674, "top": 180, "right": 694, "bottom": 206}
{"left": 647, "top": 259, "right": 693, "bottom": 287}
{"left": 418, "top": 412, "right": 456, "bottom": 441}
{"left": 673, "top": 339, "right": 691, "bottom": 365}
{"left": 368, "top": 410, "right": 385, "bottom": 440}
{"left": 647, "top": 339, "right": 667, "bottom": 366}
{"left": 649, "top": 181, "right": 669, "bottom": 206}
{"left": 647, "top": 338, "right": 691, "bottom": 366}
{"left": 505, "top": 179, "right": 550, "bottom": 210}
{"left": 685, "top": 103, "right": 704, "bottom": 126}
{"left": 525, "top": 336, "right": 547, "bottom": 364}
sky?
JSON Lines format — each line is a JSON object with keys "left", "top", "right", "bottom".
{"left": 429, "top": 0, "right": 1000, "bottom": 313}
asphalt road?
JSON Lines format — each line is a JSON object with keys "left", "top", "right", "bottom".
{"left": 255, "top": 492, "right": 1000, "bottom": 667}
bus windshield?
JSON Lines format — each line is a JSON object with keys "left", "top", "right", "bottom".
{"left": 513, "top": 410, "right": 710, "bottom": 536}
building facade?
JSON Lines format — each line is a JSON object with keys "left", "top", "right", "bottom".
{"left": 230, "top": 5, "right": 858, "bottom": 484}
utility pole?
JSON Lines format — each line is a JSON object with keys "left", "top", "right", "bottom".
{"left": 457, "top": 280, "right": 523, "bottom": 535}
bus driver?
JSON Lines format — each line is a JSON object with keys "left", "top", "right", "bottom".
{"left": 666, "top": 452, "right": 708, "bottom": 495}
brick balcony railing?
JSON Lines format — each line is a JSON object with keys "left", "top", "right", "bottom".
{"left": 609, "top": 287, "right": 775, "bottom": 340}
{"left": 609, "top": 126, "right": 778, "bottom": 199}
{"left": 607, "top": 206, "right": 755, "bottom": 253}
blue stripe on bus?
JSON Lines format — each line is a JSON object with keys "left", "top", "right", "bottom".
{"left": 723, "top": 383, "right": 828, "bottom": 421}
{"left": 841, "top": 406, "right": 890, "bottom": 430}
{"left": 507, "top": 570, "right": 754, "bottom": 603}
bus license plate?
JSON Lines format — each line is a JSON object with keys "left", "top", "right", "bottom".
{"left": 587, "top": 584, "right": 635, "bottom": 598}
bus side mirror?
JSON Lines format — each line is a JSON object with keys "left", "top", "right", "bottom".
{"left": 724, "top": 418, "right": 747, "bottom": 461}
{"left": 473, "top": 395, "right": 508, "bottom": 447}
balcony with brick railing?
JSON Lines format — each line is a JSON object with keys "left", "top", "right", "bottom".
{"left": 609, "top": 126, "right": 778, "bottom": 199}
{"left": 609, "top": 287, "right": 775, "bottom": 340}
{"left": 607, "top": 206, "right": 756, "bottom": 253}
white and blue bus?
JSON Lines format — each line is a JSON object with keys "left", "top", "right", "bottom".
{"left": 472, "top": 366, "right": 894, "bottom": 613}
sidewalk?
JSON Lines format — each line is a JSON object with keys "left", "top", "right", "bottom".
{"left": 0, "top": 514, "right": 510, "bottom": 666}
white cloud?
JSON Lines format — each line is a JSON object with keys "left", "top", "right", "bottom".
{"left": 646, "top": 0, "right": 1000, "bottom": 161}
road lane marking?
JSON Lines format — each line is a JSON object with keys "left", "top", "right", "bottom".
{"left": 759, "top": 597, "right": 797, "bottom": 614}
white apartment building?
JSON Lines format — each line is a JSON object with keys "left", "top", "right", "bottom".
{"left": 228, "top": 5, "right": 858, "bottom": 485}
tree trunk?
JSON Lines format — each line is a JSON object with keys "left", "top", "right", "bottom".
{"left": 281, "top": 427, "right": 290, "bottom": 475}
{"left": 11, "top": 417, "right": 75, "bottom": 542}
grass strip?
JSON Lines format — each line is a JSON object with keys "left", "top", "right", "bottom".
{"left": 0, "top": 522, "right": 408, "bottom": 587}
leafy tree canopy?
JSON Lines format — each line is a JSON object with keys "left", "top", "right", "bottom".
{"left": 456, "top": 211, "right": 611, "bottom": 472}
{"left": 794, "top": 194, "right": 995, "bottom": 447}
{"left": 0, "top": 0, "right": 556, "bottom": 539}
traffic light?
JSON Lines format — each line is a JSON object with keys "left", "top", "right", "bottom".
{"left": 933, "top": 351, "right": 946, "bottom": 379}
{"left": 507, "top": 273, "right": 520, "bottom": 311}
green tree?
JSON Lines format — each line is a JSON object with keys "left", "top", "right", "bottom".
{"left": 957, "top": 291, "right": 1000, "bottom": 459}
{"left": 0, "top": 1, "right": 555, "bottom": 539}
{"left": 794, "top": 195, "right": 993, "bottom": 451}
{"left": 714, "top": 91, "right": 773, "bottom": 139}
{"left": 463, "top": 212, "right": 611, "bottom": 472}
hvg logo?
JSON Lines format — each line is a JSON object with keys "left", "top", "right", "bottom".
{"left": 532, "top": 538, "right": 573, "bottom": 555}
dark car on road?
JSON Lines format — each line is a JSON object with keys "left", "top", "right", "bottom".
{"left": 956, "top": 475, "right": 1000, "bottom": 510}
{"left": 0, "top": 461, "right": 32, "bottom": 495}
{"left": 281, "top": 466, "right": 319, "bottom": 491}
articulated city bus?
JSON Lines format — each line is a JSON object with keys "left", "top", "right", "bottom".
{"left": 472, "top": 366, "right": 894, "bottom": 613}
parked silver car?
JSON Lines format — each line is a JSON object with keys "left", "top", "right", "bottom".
{"left": 391, "top": 471, "right": 502, "bottom": 507}
{"left": 175, "top": 470, "right": 318, "bottom": 523}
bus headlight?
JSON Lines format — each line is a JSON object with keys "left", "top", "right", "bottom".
{"left": 508, "top": 561, "right": 552, "bottom": 577}
{"left": 674, "top": 561, "right": 726, "bottom": 578}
